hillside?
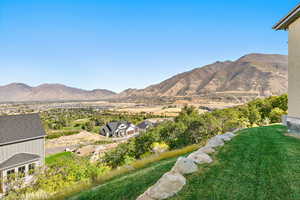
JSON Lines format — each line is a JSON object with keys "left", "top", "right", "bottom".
{"left": 0, "top": 83, "right": 116, "bottom": 102}
{"left": 0, "top": 53, "right": 288, "bottom": 103}
{"left": 70, "top": 125, "right": 300, "bottom": 200}
{"left": 119, "top": 53, "right": 288, "bottom": 98}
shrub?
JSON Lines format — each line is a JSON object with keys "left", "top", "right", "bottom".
{"left": 151, "top": 142, "right": 169, "bottom": 154}
{"left": 269, "top": 107, "right": 286, "bottom": 123}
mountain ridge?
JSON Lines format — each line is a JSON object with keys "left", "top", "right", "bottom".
{"left": 0, "top": 53, "right": 288, "bottom": 102}
{"left": 0, "top": 83, "right": 116, "bottom": 102}
{"left": 119, "top": 53, "right": 288, "bottom": 98}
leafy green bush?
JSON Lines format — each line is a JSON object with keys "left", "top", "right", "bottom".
{"left": 269, "top": 107, "right": 286, "bottom": 123}
{"left": 37, "top": 154, "right": 110, "bottom": 193}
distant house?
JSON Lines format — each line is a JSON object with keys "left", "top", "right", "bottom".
{"left": 137, "top": 121, "right": 154, "bottom": 132}
{"left": 0, "top": 114, "right": 46, "bottom": 195}
{"left": 273, "top": 4, "right": 300, "bottom": 133}
{"left": 100, "top": 121, "right": 138, "bottom": 137}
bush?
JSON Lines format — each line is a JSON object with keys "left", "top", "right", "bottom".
{"left": 36, "top": 154, "right": 110, "bottom": 193}
{"left": 151, "top": 142, "right": 169, "bottom": 154}
{"left": 269, "top": 107, "right": 286, "bottom": 123}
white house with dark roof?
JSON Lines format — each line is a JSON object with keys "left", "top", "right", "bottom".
{"left": 0, "top": 114, "right": 46, "bottom": 195}
{"left": 100, "top": 121, "right": 138, "bottom": 137}
{"left": 274, "top": 3, "right": 300, "bottom": 133}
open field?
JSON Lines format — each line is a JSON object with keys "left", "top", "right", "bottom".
{"left": 0, "top": 98, "right": 240, "bottom": 117}
{"left": 115, "top": 101, "right": 240, "bottom": 116}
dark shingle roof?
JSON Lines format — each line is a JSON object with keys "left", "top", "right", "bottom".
{"left": 0, "top": 153, "right": 40, "bottom": 170}
{"left": 0, "top": 114, "right": 46, "bottom": 146}
{"left": 137, "top": 121, "right": 153, "bottom": 129}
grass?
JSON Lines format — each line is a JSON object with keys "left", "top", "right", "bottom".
{"left": 42, "top": 144, "right": 202, "bottom": 200}
{"left": 46, "top": 130, "right": 81, "bottom": 139}
{"left": 170, "top": 125, "right": 300, "bottom": 200}
{"left": 72, "top": 157, "right": 177, "bottom": 200}
{"left": 60, "top": 125, "right": 300, "bottom": 200}
{"left": 45, "top": 152, "right": 73, "bottom": 165}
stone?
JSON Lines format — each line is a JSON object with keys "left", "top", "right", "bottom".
{"left": 171, "top": 157, "right": 198, "bottom": 174}
{"left": 136, "top": 193, "right": 155, "bottom": 200}
{"left": 206, "top": 137, "right": 224, "bottom": 148}
{"left": 187, "top": 151, "right": 213, "bottom": 164}
{"left": 232, "top": 128, "right": 242, "bottom": 133}
{"left": 215, "top": 134, "right": 232, "bottom": 142}
{"left": 145, "top": 171, "right": 186, "bottom": 199}
{"left": 223, "top": 132, "right": 236, "bottom": 138}
{"left": 198, "top": 146, "right": 215, "bottom": 154}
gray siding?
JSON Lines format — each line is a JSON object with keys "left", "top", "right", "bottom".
{"left": 0, "top": 138, "right": 45, "bottom": 164}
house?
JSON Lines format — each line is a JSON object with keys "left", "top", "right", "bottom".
{"left": 273, "top": 3, "right": 300, "bottom": 133}
{"left": 137, "top": 121, "right": 154, "bottom": 132}
{"left": 100, "top": 121, "right": 138, "bottom": 137}
{"left": 0, "top": 114, "right": 46, "bottom": 195}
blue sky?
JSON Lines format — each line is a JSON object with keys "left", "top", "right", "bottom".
{"left": 0, "top": 1, "right": 297, "bottom": 92}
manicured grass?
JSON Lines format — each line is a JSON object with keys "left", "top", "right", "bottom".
{"left": 171, "top": 125, "right": 300, "bottom": 200}
{"left": 72, "top": 157, "right": 177, "bottom": 200}
{"left": 45, "top": 152, "right": 73, "bottom": 165}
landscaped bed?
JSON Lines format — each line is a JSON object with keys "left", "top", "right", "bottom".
{"left": 69, "top": 125, "right": 300, "bottom": 200}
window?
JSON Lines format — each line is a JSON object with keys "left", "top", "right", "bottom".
{"left": 28, "top": 163, "right": 35, "bottom": 175}
{"left": 18, "top": 166, "right": 26, "bottom": 177}
{"left": 6, "top": 169, "right": 15, "bottom": 180}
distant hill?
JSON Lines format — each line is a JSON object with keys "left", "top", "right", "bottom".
{"left": 0, "top": 53, "right": 288, "bottom": 103}
{"left": 119, "top": 53, "right": 288, "bottom": 98}
{"left": 0, "top": 83, "right": 116, "bottom": 102}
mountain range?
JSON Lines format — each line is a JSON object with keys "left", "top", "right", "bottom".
{"left": 119, "top": 53, "right": 288, "bottom": 98}
{"left": 0, "top": 53, "right": 288, "bottom": 102}
{"left": 0, "top": 83, "right": 116, "bottom": 102}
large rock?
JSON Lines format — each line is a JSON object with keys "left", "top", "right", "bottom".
{"left": 223, "top": 132, "right": 236, "bottom": 138}
{"left": 143, "top": 171, "right": 186, "bottom": 200}
{"left": 136, "top": 193, "right": 155, "bottom": 200}
{"left": 198, "top": 146, "right": 215, "bottom": 154}
{"left": 215, "top": 134, "right": 231, "bottom": 142}
{"left": 171, "top": 157, "right": 198, "bottom": 174}
{"left": 187, "top": 151, "right": 213, "bottom": 164}
{"left": 206, "top": 137, "right": 224, "bottom": 148}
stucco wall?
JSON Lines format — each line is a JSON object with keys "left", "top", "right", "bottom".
{"left": 0, "top": 138, "right": 45, "bottom": 165}
{"left": 288, "top": 17, "right": 300, "bottom": 117}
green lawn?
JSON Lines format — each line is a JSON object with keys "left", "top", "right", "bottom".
{"left": 71, "top": 157, "right": 178, "bottom": 200}
{"left": 69, "top": 125, "right": 300, "bottom": 200}
{"left": 171, "top": 125, "right": 300, "bottom": 200}
{"left": 46, "top": 152, "right": 73, "bottom": 165}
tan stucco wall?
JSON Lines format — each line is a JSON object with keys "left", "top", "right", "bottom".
{"left": 288, "top": 17, "right": 300, "bottom": 118}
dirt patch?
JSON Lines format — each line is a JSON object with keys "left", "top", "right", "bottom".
{"left": 46, "top": 131, "right": 106, "bottom": 149}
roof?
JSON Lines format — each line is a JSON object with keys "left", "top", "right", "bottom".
{"left": 273, "top": 3, "right": 300, "bottom": 30}
{"left": 0, "top": 114, "right": 46, "bottom": 146}
{"left": 137, "top": 121, "right": 153, "bottom": 129}
{"left": 0, "top": 153, "right": 40, "bottom": 170}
